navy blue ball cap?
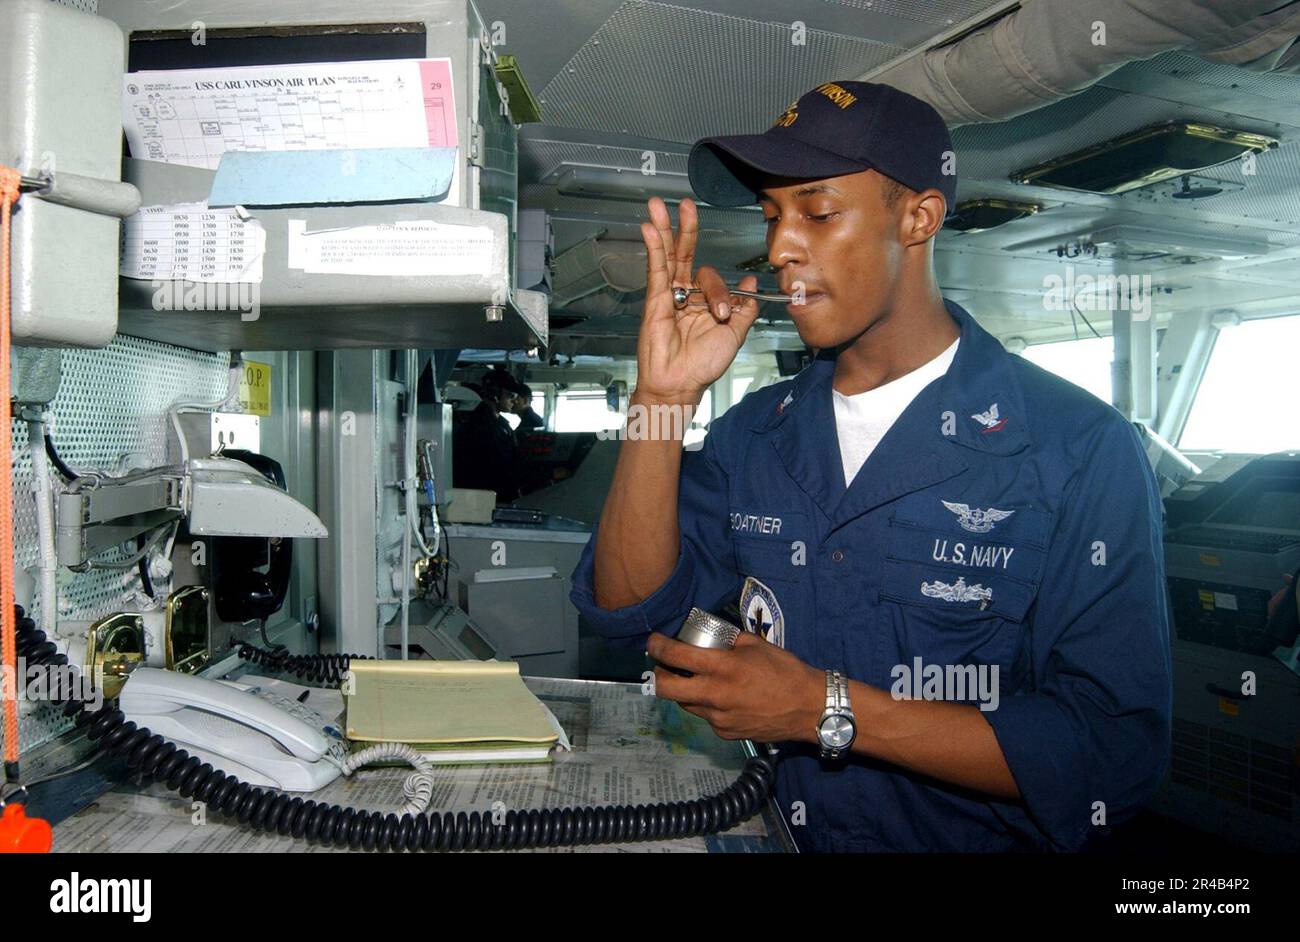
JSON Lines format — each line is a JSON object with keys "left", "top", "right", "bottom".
{"left": 688, "top": 80, "right": 956, "bottom": 210}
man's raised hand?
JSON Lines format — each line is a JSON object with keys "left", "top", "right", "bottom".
{"left": 635, "top": 197, "right": 761, "bottom": 405}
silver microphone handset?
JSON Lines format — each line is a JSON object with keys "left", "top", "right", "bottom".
{"left": 677, "top": 607, "right": 742, "bottom": 650}
{"left": 672, "top": 608, "right": 781, "bottom": 764}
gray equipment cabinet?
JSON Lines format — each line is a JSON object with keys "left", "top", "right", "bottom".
{"left": 441, "top": 522, "right": 587, "bottom": 678}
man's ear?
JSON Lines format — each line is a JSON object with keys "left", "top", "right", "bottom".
{"left": 901, "top": 189, "right": 946, "bottom": 247}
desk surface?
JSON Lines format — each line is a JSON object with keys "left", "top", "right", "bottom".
{"left": 442, "top": 520, "right": 592, "bottom": 544}
{"left": 47, "top": 676, "right": 794, "bottom": 853}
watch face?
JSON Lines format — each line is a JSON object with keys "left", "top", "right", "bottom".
{"left": 819, "top": 715, "right": 855, "bottom": 748}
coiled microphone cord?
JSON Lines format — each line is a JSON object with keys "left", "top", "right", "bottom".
{"left": 18, "top": 609, "right": 777, "bottom": 850}
{"left": 233, "top": 643, "right": 369, "bottom": 685}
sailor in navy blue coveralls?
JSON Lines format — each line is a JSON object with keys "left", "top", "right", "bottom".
{"left": 571, "top": 78, "right": 1172, "bottom": 852}
{"left": 571, "top": 300, "right": 1172, "bottom": 852}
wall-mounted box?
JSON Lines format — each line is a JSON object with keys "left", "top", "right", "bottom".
{"left": 116, "top": 158, "right": 546, "bottom": 350}
{"left": 1, "top": 0, "right": 127, "bottom": 347}
{"left": 97, "top": 0, "right": 544, "bottom": 351}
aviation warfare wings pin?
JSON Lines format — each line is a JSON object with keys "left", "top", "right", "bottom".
{"left": 740, "top": 576, "right": 785, "bottom": 649}
{"left": 942, "top": 500, "right": 1015, "bottom": 534}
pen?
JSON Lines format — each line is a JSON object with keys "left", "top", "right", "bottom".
{"left": 672, "top": 285, "right": 795, "bottom": 306}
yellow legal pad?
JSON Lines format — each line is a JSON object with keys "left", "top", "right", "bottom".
{"left": 344, "top": 660, "right": 558, "bottom": 747}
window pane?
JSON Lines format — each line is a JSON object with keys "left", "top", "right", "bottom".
{"left": 683, "top": 390, "right": 712, "bottom": 449}
{"left": 1019, "top": 336, "right": 1113, "bottom": 404}
{"left": 1179, "top": 315, "right": 1300, "bottom": 453}
{"left": 693, "top": 389, "right": 712, "bottom": 426}
{"left": 554, "top": 392, "right": 620, "bottom": 432}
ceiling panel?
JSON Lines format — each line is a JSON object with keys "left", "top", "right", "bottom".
{"left": 491, "top": 1, "right": 1300, "bottom": 347}
{"left": 475, "top": 0, "right": 1010, "bottom": 101}
{"left": 533, "top": 1, "right": 904, "bottom": 141}
{"left": 1118, "top": 50, "right": 1300, "bottom": 107}
{"left": 823, "top": 0, "right": 1007, "bottom": 28}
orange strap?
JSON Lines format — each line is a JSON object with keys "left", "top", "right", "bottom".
{"left": 1, "top": 166, "right": 21, "bottom": 770}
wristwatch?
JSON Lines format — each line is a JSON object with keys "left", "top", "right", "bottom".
{"left": 817, "top": 669, "right": 856, "bottom": 760}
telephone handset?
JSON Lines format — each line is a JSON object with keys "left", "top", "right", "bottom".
{"left": 212, "top": 449, "right": 294, "bottom": 623}
{"left": 119, "top": 668, "right": 347, "bottom": 792}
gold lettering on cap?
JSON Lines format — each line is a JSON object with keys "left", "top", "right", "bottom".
{"left": 772, "top": 100, "right": 799, "bottom": 128}
{"left": 814, "top": 82, "right": 857, "bottom": 109}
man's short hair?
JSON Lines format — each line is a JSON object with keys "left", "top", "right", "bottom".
{"left": 482, "top": 366, "right": 526, "bottom": 396}
{"left": 879, "top": 175, "right": 913, "bottom": 210}
{"left": 480, "top": 372, "right": 508, "bottom": 397}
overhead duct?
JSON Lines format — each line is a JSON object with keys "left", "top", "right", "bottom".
{"left": 554, "top": 166, "right": 693, "bottom": 203}
{"left": 551, "top": 236, "right": 647, "bottom": 310}
{"left": 865, "top": 0, "right": 1300, "bottom": 126}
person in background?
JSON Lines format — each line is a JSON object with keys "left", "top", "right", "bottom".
{"left": 512, "top": 383, "right": 545, "bottom": 431}
{"left": 453, "top": 368, "right": 522, "bottom": 503}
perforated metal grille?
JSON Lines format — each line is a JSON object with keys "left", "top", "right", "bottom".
{"left": 50, "top": 0, "right": 98, "bottom": 13}
{"left": 537, "top": 1, "right": 904, "bottom": 143}
{"left": 1128, "top": 50, "right": 1300, "bottom": 107}
{"left": 6, "top": 337, "right": 229, "bottom": 752}
{"left": 1171, "top": 717, "right": 1295, "bottom": 822}
{"left": 824, "top": 0, "right": 1004, "bottom": 27}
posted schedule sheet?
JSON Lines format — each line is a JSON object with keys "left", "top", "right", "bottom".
{"left": 120, "top": 203, "right": 266, "bottom": 283}
{"left": 122, "top": 58, "right": 459, "bottom": 170}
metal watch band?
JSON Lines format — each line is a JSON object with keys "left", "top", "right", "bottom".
{"left": 818, "top": 669, "right": 856, "bottom": 760}
{"left": 826, "top": 670, "right": 853, "bottom": 712}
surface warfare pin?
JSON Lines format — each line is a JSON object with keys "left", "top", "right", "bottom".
{"left": 740, "top": 576, "right": 784, "bottom": 649}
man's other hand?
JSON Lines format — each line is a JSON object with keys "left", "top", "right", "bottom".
{"left": 648, "top": 629, "right": 822, "bottom": 743}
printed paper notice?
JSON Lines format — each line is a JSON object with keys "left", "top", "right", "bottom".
{"left": 120, "top": 203, "right": 265, "bottom": 283}
{"left": 123, "top": 58, "right": 458, "bottom": 170}
{"left": 287, "top": 220, "right": 494, "bottom": 277}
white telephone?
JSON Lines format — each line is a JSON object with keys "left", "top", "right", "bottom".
{"left": 119, "top": 668, "right": 348, "bottom": 792}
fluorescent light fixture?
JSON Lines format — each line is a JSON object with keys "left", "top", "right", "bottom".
{"left": 945, "top": 198, "right": 1041, "bottom": 233}
{"left": 1011, "top": 123, "right": 1277, "bottom": 195}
